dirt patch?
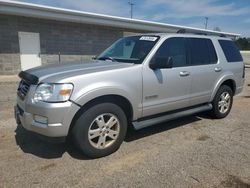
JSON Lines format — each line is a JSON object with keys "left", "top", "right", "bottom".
{"left": 219, "top": 175, "right": 250, "bottom": 188}
{"left": 197, "top": 135, "right": 210, "bottom": 141}
{"left": 74, "top": 150, "right": 150, "bottom": 186}
{"left": 39, "top": 163, "right": 56, "bottom": 171}
{"left": 192, "top": 124, "right": 204, "bottom": 130}
{"left": 102, "top": 150, "right": 148, "bottom": 174}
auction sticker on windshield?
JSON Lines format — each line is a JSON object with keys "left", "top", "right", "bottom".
{"left": 139, "top": 36, "right": 158, "bottom": 41}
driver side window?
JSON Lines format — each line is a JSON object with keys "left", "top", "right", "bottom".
{"left": 154, "top": 37, "right": 187, "bottom": 67}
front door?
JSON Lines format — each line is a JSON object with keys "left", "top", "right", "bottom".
{"left": 18, "top": 32, "right": 41, "bottom": 71}
{"left": 142, "top": 37, "right": 192, "bottom": 117}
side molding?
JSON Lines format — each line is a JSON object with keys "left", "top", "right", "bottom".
{"left": 132, "top": 104, "right": 212, "bottom": 130}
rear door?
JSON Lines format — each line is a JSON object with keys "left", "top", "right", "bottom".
{"left": 187, "top": 38, "right": 219, "bottom": 106}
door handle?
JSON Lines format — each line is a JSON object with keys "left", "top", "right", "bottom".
{"left": 215, "top": 67, "right": 222, "bottom": 72}
{"left": 180, "top": 71, "right": 190, "bottom": 77}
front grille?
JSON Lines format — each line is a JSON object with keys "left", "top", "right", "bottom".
{"left": 17, "top": 79, "right": 31, "bottom": 100}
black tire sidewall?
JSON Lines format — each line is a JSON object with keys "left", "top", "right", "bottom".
{"left": 72, "top": 103, "right": 127, "bottom": 158}
{"left": 212, "top": 85, "right": 233, "bottom": 119}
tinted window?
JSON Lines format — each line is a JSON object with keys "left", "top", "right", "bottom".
{"left": 219, "top": 40, "right": 243, "bottom": 62}
{"left": 207, "top": 40, "right": 218, "bottom": 64}
{"left": 153, "top": 37, "right": 187, "bottom": 67}
{"left": 188, "top": 38, "right": 217, "bottom": 65}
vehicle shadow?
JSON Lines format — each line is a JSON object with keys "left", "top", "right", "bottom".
{"left": 15, "top": 115, "right": 203, "bottom": 160}
{"left": 14, "top": 125, "right": 90, "bottom": 160}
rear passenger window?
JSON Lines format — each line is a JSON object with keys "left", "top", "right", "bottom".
{"left": 218, "top": 40, "right": 243, "bottom": 62}
{"left": 188, "top": 38, "right": 218, "bottom": 65}
{"left": 153, "top": 37, "right": 187, "bottom": 67}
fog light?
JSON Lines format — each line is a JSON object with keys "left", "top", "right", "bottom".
{"left": 34, "top": 115, "right": 48, "bottom": 124}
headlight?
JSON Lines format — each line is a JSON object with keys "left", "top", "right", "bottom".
{"left": 33, "top": 83, "right": 73, "bottom": 102}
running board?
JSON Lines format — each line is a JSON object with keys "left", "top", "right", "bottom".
{"left": 132, "top": 104, "right": 212, "bottom": 130}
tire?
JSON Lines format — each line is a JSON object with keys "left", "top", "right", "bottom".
{"left": 210, "top": 85, "right": 233, "bottom": 119}
{"left": 72, "top": 103, "right": 127, "bottom": 158}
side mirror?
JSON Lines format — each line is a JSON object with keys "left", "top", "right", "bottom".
{"left": 149, "top": 56, "right": 173, "bottom": 70}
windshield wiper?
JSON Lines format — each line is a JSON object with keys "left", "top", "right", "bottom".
{"left": 97, "top": 56, "right": 117, "bottom": 62}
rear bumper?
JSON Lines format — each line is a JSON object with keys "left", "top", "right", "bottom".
{"left": 235, "top": 78, "right": 245, "bottom": 95}
{"left": 235, "top": 86, "right": 244, "bottom": 95}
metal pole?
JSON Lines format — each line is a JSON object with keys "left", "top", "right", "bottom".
{"left": 58, "top": 52, "right": 61, "bottom": 63}
{"left": 205, "top": 17, "right": 208, "bottom": 29}
{"left": 128, "top": 1, "right": 135, "bottom": 19}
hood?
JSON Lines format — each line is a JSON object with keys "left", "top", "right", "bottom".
{"left": 25, "top": 60, "right": 133, "bottom": 83}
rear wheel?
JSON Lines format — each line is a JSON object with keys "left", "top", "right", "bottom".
{"left": 210, "top": 85, "right": 233, "bottom": 119}
{"left": 72, "top": 103, "right": 127, "bottom": 158}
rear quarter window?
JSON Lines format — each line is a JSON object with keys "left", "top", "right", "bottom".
{"left": 218, "top": 40, "right": 243, "bottom": 62}
{"left": 188, "top": 38, "right": 218, "bottom": 66}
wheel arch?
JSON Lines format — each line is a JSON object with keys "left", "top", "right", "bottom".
{"left": 210, "top": 76, "right": 236, "bottom": 101}
{"left": 69, "top": 94, "right": 134, "bottom": 133}
{"left": 221, "top": 79, "right": 236, "bottom": 94}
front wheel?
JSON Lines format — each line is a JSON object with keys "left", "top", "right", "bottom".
{"left": 210, "top": 85, "right": 233, "bottom": 119}
{"left": 72, "top": 103, "right": 127, "bottom": 158}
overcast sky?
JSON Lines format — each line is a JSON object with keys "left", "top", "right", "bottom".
{"left": 16, "top": 0, "right": 250, "bottom": 37}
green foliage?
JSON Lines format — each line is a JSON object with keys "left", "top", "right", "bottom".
{"left": 235, "top": 38, "right": 250, "bottom": 50}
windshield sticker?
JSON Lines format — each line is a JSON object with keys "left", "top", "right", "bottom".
{"left": 139, "top": 36, "right": 158, "bottom": 41}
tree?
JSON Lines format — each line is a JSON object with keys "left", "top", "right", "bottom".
{"left": 235, "top": 38, "right": 250, "bottom": 50}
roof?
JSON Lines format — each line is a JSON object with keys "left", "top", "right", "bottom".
{"left": 0, "top": 0, "right": 240, "bottom": 39}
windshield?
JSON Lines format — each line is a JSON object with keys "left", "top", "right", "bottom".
{"left": 97, "top": 35, "right": 160, "bottom": 64}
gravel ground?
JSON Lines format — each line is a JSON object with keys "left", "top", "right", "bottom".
{"left": 0, "top": 70, "right": 250, "bottom": 188}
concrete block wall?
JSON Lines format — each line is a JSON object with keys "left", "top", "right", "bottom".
{"left": 0, "top": 54, "right": 20, "bottom": 75}
{"left": 241, "top": 51, "right": 250, "bottom": 65}
{"left": 40, "top": 55, "right": 93, "bottom": 65}
{"left": 0, "top": 14, "right": 126, "bottom": 75}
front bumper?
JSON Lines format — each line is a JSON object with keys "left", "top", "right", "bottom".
{"left": 15, "top": 86, "right": 80, "bottom": 137}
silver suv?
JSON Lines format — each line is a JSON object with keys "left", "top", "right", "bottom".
{"left": 15, "top": 33, "right": 245, "bottom": 158}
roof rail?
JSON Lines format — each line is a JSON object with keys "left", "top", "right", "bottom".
{"left": 176, "top": 29, "right": 227, "bottom": 37}
{"left": 176, "top": 29, "right": 186, "bottom": 33}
